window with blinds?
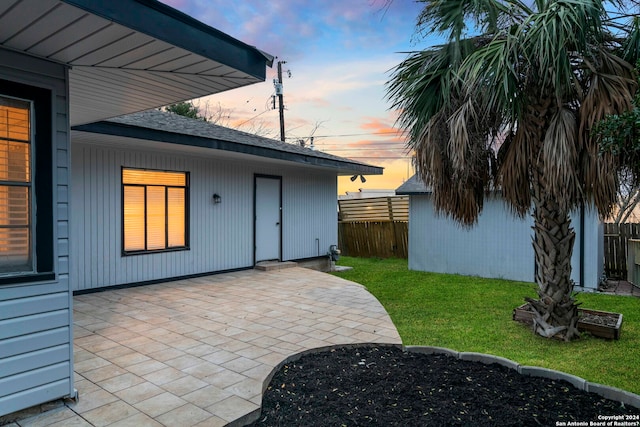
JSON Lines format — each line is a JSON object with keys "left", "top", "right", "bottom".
{"left": 0, "top": 96, "right": 33, "bottom": 273}
{"left": 122, "top": 168, "right": 188, "bottom": 254}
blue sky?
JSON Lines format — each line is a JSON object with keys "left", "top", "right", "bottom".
{"left": 160, "top": 0, "right": 431, "bottom": 194}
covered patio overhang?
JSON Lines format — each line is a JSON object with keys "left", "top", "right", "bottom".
{"left": 0, "top": 0, "right": 273, "bottom": 125}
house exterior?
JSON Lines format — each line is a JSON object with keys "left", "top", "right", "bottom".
{"left": 0, "top": 0, "right": 275, "bottom": 416}
{"left": 397, "top": 175, "right": 604, "bottom": 289}
{"left": 69, "top": 110, "right": 381, "bottom": 292}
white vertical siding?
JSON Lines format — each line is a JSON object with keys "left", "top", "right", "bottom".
{"left": 70, "top": 142, "right": 339, "bottom": 291}
{"left": 409, "top": 195, "right": 535, "bottom": 282}
{"left": 408, "top": 195, "right": 603, "bottom": 288}
{"left": 282, "top": 171, "right": 338, "bottom": 260}
{"left": 0, "top": 50, "right": 73, "bottom": 416}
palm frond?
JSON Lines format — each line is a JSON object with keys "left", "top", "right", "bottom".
{"left": 622, "top": 15, "right": 640, "bottom": 64}
{"left": 416, "top": 0, "right": 529, "bottom": 40}
{"left": 542, "top": 107, "right": 581, "bottom": 210}
{"left": 520, "top": 0, "right": 605, "bottom": 100}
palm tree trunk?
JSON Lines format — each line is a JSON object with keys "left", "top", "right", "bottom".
{"left": 521, "top": 95, "right": 580, "bottom": 341}
{"left": 527, "top": 184, "right": 581, "bottom": 341}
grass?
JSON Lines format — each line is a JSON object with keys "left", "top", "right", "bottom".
{"left": 332, "top": 256, "right": 640, "bottom": 395}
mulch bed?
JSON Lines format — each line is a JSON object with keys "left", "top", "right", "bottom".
{"left": 247, "top": 346, "right": 639, "bottom": 426}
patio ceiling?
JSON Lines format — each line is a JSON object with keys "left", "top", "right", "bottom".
{"left": 0, "top": 0, "right": 273, "bottom": 125}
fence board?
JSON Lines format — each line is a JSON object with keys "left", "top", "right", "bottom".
{"left": 338, "top": 221, "right": 408, "bottom": 258}
{"left": 338, "top": 196, "right": 408, "bottom": 222}
{"left": 337, "top": 196, "right": 409, "bottom": 258}
{"left": 603, "top": 223, "right": 640, "bottom": 278}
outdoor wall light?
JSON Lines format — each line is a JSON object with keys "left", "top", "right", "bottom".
{"left": 212, "top": 193, "right": 221, "bottom": 204}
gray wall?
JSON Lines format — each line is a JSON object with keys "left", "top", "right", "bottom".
{"left": 0, "top": 50, "right": 74, "bottom": 416}
{"left": 408, "top": 194, "right": 603, "bottom": 289}
{"left": 70, "top": 141, "right": 338, "bottom": 291}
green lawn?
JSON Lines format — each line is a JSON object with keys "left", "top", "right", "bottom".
{"left": 332, "top": 257, "right": 640, "bottom": 395}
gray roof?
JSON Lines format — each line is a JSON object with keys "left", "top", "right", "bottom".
{"left": 396, "top": 174, "right": 501, "bottom": 195}
{"left": 396, "top": 175, "right": 430, "bottom": 194}
{"left": 72, "top": 110, "right": 383, "bottom": 176}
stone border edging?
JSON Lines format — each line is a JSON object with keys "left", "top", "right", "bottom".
{"left": 405, "top": 345, "right": 640, "bottom": 410}
{"left": 238, "top": 343, "right": 640, "bottom": 427}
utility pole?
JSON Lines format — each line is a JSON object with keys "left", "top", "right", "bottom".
{"left": 275, "top": 60, "right": 286, "bottom": 142}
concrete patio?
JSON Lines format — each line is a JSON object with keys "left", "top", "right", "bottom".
{"left": 10, "top": 267, "right": 401, "bottom": 427}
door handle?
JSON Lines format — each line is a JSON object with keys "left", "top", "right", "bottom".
{"left": 276, "top": 222, "right": 280, "bottom": 226}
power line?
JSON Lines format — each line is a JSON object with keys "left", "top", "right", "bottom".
{"left": 286, "top": 130, "right": 401, "bottom": 140}
{"left": 236, "top": 108, "right": 272, "bottom": 127}
{"left": 324, "top": 148, "right": 409, "bottom": 152}
{"left": 345, "top": 156, "right": 410, "bottom": 160}
{"left": 322, "top": 142, "right": 408, "bottom": 147}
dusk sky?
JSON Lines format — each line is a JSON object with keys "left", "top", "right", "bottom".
{"left": 159, "top": 0, "right": 437, "bottom": 195}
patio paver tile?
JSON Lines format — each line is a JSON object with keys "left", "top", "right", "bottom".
{"left": 94, "top": 345, "right": 135, "bottom": 360}
{"left": 164, "top": 354, "right": 203, "bottom": 370}
{"left": 98, "top": 373, "right": 145, "bottom": 394}
{"left": 81, "top": 400, "right": 139, "bottom": 427}
{"left": 103, "top": 412, "right": 163, "bottom": 427}
{"left": 206, "top": 396, "right": 260, "bottom": 423}
{"left": 125, "top": 360, "right": 167, "bottom": 376}
{"left": 202, "top": 370, "right": 246, "bottom": 389}
{"left": 110, "top": 352, "right": 151, "bottom": 368}
{"left": 255, "top": 351, "right": 286, "bottom": 367}
{"left": 73, "top": 357, "right": 111, "bottom": 374}
{"left": 82, "top": 365, "right": 129, "bottom": 383}
{"left": 133, "top": 392, "right": 187, "bottom": 418}
{"left": 220, "top": 356, "right": 261, "bottom": 374}
{"left": 46, "top": 416, "right": 93, "bottom": 427}
{"left": 69, "top": 389, "right": 119, "bottom": 414}
{"left": 114, "top": 381, "right": 165, "bottom": 405}
{"left": 142, "top": 366, "right": 187, "bottom": 386}
{"left": 201, "top": 350, "right": 239, "bottom": 365}
{"left": 155, "top": 403, "right": 212, "bottom": 427}
{"left": 161, "top": 375, "right": 209, "bottom": 396}
{"left": 182, "top": 385, "right": 233, "bottom": 408}
{"left": 145, "top": 347, "right": 185, "bottom": 362}
{"left": 191, "top": 416, "right": 228, "bottom": 427}
{"left": 183, "top": 343, "right": 218, "bottom": 357}
{"left": 223, "top": 377, "right": 262, "bottom": 401}
{"left": 182, "top": 362, "right": 226, "bottom": 379}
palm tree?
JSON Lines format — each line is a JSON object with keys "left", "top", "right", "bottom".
{"left": 387, "top": 0, "right": 638, "bottom": 340}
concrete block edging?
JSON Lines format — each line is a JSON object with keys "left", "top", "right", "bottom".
{"left": 405, "top": 345, "right": 640, "bottom": 410}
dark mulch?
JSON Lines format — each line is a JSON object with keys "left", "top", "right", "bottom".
{"left": 247, "top": 346, "right": 639, "bottom": 426}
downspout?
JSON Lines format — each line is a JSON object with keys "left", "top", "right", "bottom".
{"left": 580, "top": 203, "right": 585, "bottom": 289}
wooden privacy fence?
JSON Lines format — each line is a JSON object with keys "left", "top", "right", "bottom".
{"left": 604, "top": 222, "right": 640, "bottom": 279}
{"left": 338, "top": 196, "right": 408, "bottom": 258}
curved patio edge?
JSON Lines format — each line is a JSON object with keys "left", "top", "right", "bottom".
{"left": 238, "top": 344, "right": 640, "bottom": 426}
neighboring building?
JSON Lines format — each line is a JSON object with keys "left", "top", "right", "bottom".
{"left": 339, "top": 189, "right": 396, "bottom": 200}
{"left": 0, "top": 0, "right": 275, "bottom": 416}
{"left": 397, "top": 175, "right": 603, "bottom": 289}
{"left": 70, "top": 110, "right": 381, "bottom": 292}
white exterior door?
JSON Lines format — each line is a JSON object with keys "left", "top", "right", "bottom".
{"left": 255, "top": 176, "right": 281, "bottom": 262}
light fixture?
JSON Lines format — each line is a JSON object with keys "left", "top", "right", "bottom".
{"left": 350, "top": 175, "right": 358, "bottom": 182}
{"left": 360, "top": 175, "right": 366, "bottom": 183}
{"left": 212, "top": 193, "right": 221, "bottom": 204}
